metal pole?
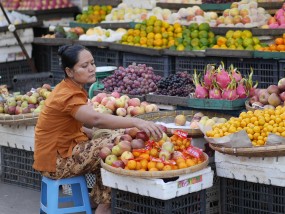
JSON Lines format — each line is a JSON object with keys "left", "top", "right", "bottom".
{"left": 0, "top": 2, "right": 37, "bottom": 73}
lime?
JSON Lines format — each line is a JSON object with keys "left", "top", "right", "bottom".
{"left": 198, "top": 23, "right": 210, "bottom": 31}
{"left": 189, "top": 23, "right": 199, "bottom": 31}
{"left": 200, "top": 38, "right": 209, "bottom": 47}
{"left": 198, "top": 30, "right": 208, "bottom": 39}
{"left": 191, "top": 30, "right": 199, "bottom": 39}
{"left": 191, "top": 38, "right": 200, "bottom": 47}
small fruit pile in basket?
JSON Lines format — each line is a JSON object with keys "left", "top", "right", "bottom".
{"left": 100, "top": 128, "right": 206, "bottom": 172}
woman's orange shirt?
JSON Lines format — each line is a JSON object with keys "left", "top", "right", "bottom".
{"left": 33, "top": 78, "right": 89, "bottom": 172}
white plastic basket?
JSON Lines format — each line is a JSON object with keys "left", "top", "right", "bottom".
{"left": 101, "top": 166, "right": 213, "bottom": 200}
{"left": 215, "top": 151, "right": 285, "bottom": 187}
{"left": 0, "top": 124, "right": 35, "bottom": 151}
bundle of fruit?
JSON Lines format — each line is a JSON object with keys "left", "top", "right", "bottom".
{"left": 248, "top": 78, "right": 285, "bottom": 110}
{"left": 169, "top": 23, "right": 216, "bottom": 51}
{"left": 155, "top": 71, "right": 195, "bottom": 97}
{"left": 46, "top": 26, "right": 85, "bottom": 39}
{"left": 91, "top": 92, "right": 159, "bottom": 117}
{"left": 193, "top": 62, "right": 256, "bottom": 100}
{"left": 75, "top": 5, "right": 113, "bottom": 24}
{"left": 120, "top": 16, "right": 175, "bottom": 49}
{"left": 100, "top": 128, "right": 205, "bottom": 171}
{"left": 0, "top": 84, "right": 52, "bottom": 115}
{"left": 258, "top": 34, "right": 285, "bottom": 52}
{"left": 216, "top": 0, "right": 271, "bottom": 28}
{"left": 267, "top": 2, "right": 285, "bottom": 28}
{"left": 101, "top": 63, "right": 161, "bottom": 95}
{"left": 206, "top": 106, "right": 285, "bottom": 146}
{"left": 212, "top": 30, "right": 263, "bottom": 50}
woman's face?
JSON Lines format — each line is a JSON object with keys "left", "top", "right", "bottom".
{"left": 70, "top": 49, "right": 96, "bottom": 85}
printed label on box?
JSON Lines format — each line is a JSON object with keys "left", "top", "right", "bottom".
{"left": 178, "top": 175, "right": 202, "bottom": 188}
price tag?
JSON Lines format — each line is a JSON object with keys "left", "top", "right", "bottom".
{"left": 174, "top": 130, "right": 188, "bottom": 139}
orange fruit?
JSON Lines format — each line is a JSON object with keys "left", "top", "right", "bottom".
{"left": 135, "top": 162, "right": 142, "bottom": 170}
{"left": 186, "top": 159, "right": 196, "bottom": 167}
{"left": 140, "top": 159, "right": 148, "bottom": 170}
{"left": 127, "top": 160, "right": 137, "bottom": 170}
{"left": 275, "top": 38, "right": 284, "bottom": 45}
{"left": 178, "top": 161, "right": 188, "bottom": 169}
{"left": 139, "top": 153, "right": 150, "bottom": 161}
{"left": 132, "top": 151, "right": 141, "bottom": 157}
{"left": 147, "top": 161, "right": 156, "bottom": 170}
{"left": 149, "top": 148, "right": 158, "bottom": 158}
{"left": 156, "top": 162, "right": 164, "bottom": 170}
{"left": 149, "top": 168, "right": 158, "bottom": 171}
{"left": 162, "top": 165, "right": 172, "bottom": 171}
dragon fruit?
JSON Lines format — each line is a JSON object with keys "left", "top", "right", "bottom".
{"left": 216, "top": 62, "right": 231, "bottom": 89}
{"left": 203, "top": 64, "right": 215, "bottom": 89}
{"left": 193, "top": 69, "right": 208, "bottom": 99}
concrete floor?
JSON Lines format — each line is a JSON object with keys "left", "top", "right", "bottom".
{"left": 0, "top": 181, "right": 40, "bottom": 214}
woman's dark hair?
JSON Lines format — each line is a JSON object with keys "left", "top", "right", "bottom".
{"left": 58, "top": 44, "right": 91, "bottom": 77}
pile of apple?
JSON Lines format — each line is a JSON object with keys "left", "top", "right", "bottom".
{"left": 216, "top": 1, "right": 271, "bottom": 28}
{"left": 17, "top": 0, "right": 74, "bottom": 10}
{"left": 249, "top": 78, "right": 285, "bottom": 109}
{"left": 0, "top": 84, "right": 52, "bottom": 115}
{"left": 173, "top": 112, "right": 227, "bottom": 129}
{"left": 91, "top": 92, "right": 159, "bottom": 117}
{"left": 100, "top": 127, "right": 205, "bottom": 171}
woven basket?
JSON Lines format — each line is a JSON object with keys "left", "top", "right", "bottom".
{"left": 136, "top": 110, "right": 232, "bottom": 137}
{"left": 101, "top": 152, "right": 209, "bottom": 179}
{"left": 209, "top": 143, "right": 285, "bottom": 157}
{"left": 0, "top": 112, "right": 39, "bottom": 126}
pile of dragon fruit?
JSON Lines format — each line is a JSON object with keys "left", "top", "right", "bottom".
{"left": 193, "top": 62, "right": 257, "bottom": 100}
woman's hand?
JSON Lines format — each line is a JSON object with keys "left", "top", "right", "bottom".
{"left": 135, "top": 120, "right": 163, "bottom": 141}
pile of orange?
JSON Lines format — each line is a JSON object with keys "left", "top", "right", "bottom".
{"left": 212, "top": 30, "right": 263, "bottom": 50}
{"left": 206, "top": 106, "right": 285, "bottom": 146}
{"left": 120, "top": 16, "right": 177, "bottom": 49}
{"left": 75, "top": 5, "right": 112, "bottom": 24}
{"left": 259, "top": 34, "right": 285, "bottom": 52}
{"left": 170, "top": 135, "right": 191, "bottom": 151}
{"left": 126, "top": 148, "right": 203, "bottom": 171}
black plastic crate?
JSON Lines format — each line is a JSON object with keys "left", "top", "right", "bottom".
{"left": 123, "top": 52, "right": 174, "bottom": 77}
{"left": 0, "top": 60, "right": 33, "bottom": 88}
{"left": 221, "top": 177, "right": 285, "bottom": 214}
{"left": 227, "top": 58, "right": 279, "bottom": 88}
{"left": 279, "top": 60, "right": 285, "bottom": 80}
{"left": 89, "top": 47, "right": 122, "bottom": 67}
{"left": 111, "top": 188, "right": 206, "bottom": 214}
{"left": 1, "top": 146, "right": 41, "bottom": 191}
{"left": 12, "top": 72, "right": 54, "bottom": 93}
{"left": 206, "top": 162, "right": 220, "bottom": 214}
{"left": 175, "top": 56, "right": 224, "bottom": 75}
{"left": 32, "top": 44, "right": 52, "bottom": 72}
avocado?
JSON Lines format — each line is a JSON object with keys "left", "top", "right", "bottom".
{"left": 65, "top": 32, "right": 79, "bottom": 40}
{"left": 54, "top": 25, "right": 65, "bottom": 34}
{"left": 55, "top": 32, "right": 66, "bottom": 38}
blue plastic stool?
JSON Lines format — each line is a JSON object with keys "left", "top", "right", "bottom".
{"left": 40, "top": 175, "right": 92, "bottom": 214}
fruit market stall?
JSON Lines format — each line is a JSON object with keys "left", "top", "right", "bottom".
{"left": 2, "top": 0, "right": 285, "bottom": 213}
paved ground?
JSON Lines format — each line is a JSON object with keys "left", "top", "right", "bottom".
{"left": 0, "top": 181, "right": 40, "bottom": 214}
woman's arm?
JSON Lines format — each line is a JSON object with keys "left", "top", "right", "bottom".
{"left": 82, "top": 127, "right": 94, "bottom": 139}
{"left": 74, "top": 104, "right": 163, "bottom": 140}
